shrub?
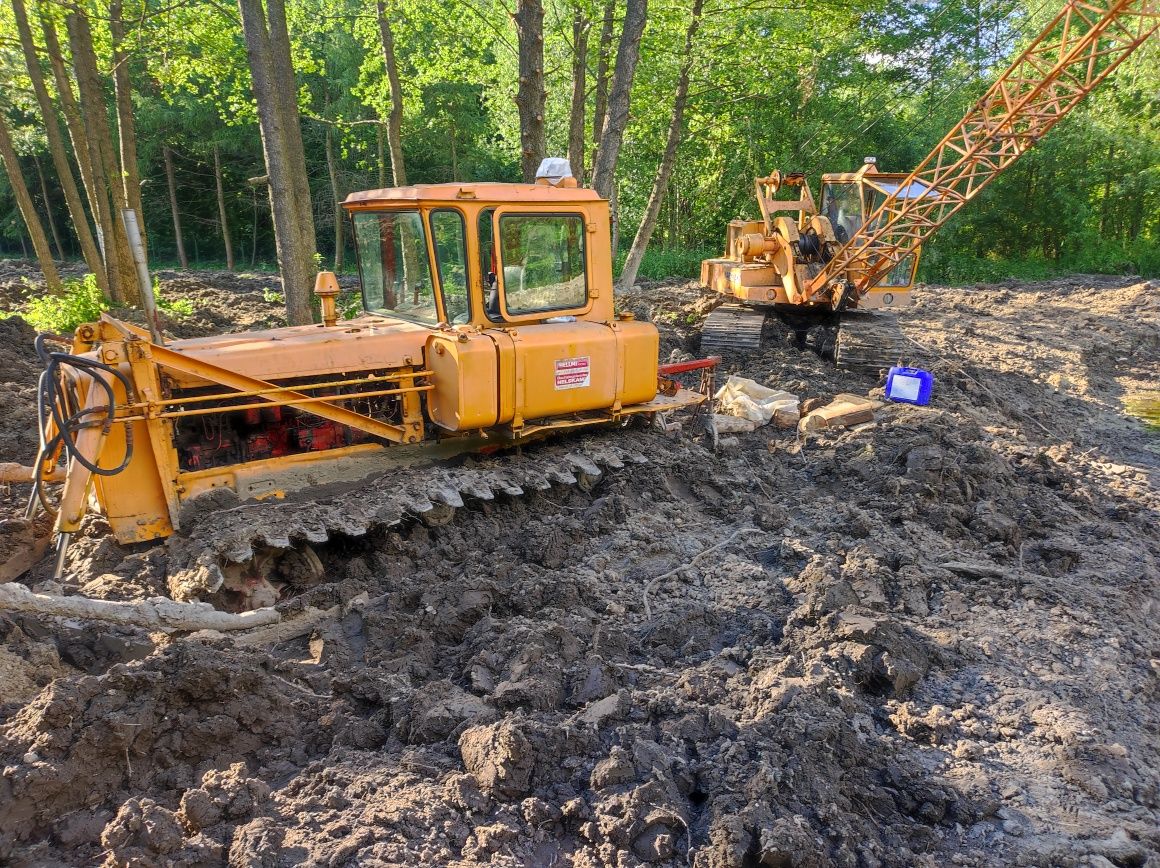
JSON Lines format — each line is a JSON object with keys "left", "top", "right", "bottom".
{"left": 18, "top": 275, "right": 110, "bottom": 334}
{"left": 153, "top": 279, "right": 195, "bottom": 317}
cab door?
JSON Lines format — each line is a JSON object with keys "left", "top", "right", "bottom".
{"left": 486, "top": 207, "right": 618, "bottom": 421}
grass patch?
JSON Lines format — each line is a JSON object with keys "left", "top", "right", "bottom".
{"left": 921, "top": 240, "right": 1159, "bottom": 284}
{"left": 154, "top": 281, "right": 195, "bottom": 318}
{"left": 1, "top": 273, "right": 196, "bottom": 334}
{"left": 613, "top": 246, "right": 716, "bottom": 281}
{"left": 1125, "top": 393, "right": 1160, "bottom": 431}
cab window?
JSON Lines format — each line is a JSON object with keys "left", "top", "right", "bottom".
{"left": 352, "top": 211, "right": 438, "bottom": 323}
{"left": 479, "top": 208, "right": 501, "bottom": 321}
{"left": 820, "top": 183, "right": 863, "bottom": 244}
{"left": 497, "top": 214, "right": 587, "bottom": 315}
{"left": 863, "top": 188, "right": 918, "bottom": 287}
{"left": 430, "top": 209, "right": 469, "bottom": 323}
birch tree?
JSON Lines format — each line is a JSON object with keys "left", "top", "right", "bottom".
{"left": 618, "top": 0, "right": 703, "bottom": 289}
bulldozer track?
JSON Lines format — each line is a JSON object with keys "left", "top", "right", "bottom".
{"left": 165, "top": 429, "right": 658, "bottom": 603}
{"left": 835, "top": 311, "right": 910, "bottom": 378}
{"left": 701, "top": 305, "right": 766, "bottom": 353}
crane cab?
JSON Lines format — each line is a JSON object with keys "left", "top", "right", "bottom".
{"left": 817, "top": 160, "right": 925, "bottom": 308}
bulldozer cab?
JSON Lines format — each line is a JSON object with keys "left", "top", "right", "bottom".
{"left": 344, "top": 182, "right": 613, "bottom": 329}
{"left": 341, "top": 180, "right": 662, "bottom": 439}
{"left": 818, "top": 162, "right": 923, "bottom": 290}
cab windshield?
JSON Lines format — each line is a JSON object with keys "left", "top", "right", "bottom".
{"left": 352, "top": 211, "right": 438, "bottom": 323}
{"left": 820, "top": 182, "right": 863, "bottom": 244}
{"left": 864, "top": 185, "right": 920, "bottom": 287}
{"left": 821, "top": 182, "right": 917, "bottom": 288}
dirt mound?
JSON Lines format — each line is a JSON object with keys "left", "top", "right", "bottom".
{"left": 0, "top": 259, "right": 91, "bottom": 313}
{"left": 0, "top": 642, "right": 331, "bottom": 861}
{"left": 0, "top": 271, "right": 1157, "bottom": 865}
{"left": 0, "top": 315, "right": 43, "bottom": 465}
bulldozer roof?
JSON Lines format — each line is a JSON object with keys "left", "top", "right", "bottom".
{"left": 343, "top": 182, "right": 603, "bottom": 208}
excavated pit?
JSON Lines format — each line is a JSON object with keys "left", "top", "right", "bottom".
{"left": 0, "top": 263, "right": 1158, "bottom": 866}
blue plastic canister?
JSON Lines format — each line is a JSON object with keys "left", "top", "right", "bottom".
{"left": 885, "top": 366, "right": 934, "bottom": 406}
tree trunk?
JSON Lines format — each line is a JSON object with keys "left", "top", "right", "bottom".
{"left": 238, "top": 0, "right": 317, "bottom": 325}
{"left": 449, "top": 118, "right": 458, "bottom": 180}
{"left": 376, "top": 123, "right": 387, "bottom": 187}
{"left": 162, "top": 146, "right": 188, "bottom": 269}
{"left": 592, "top": 0, "right": 616, "bottom": 155}
{"left": 609, "top": 182, "right": 619, "bottom": 254}
{"left": 40, "top": 13, "right": 100, "bottom": 248}
{"left": 325, "top": 126, "right": 344, "bottom": 271}
{"left": 514, "top": 0, "right": 546, "bottom": 182}
{"left": 590, "top": 0, "right": 647, "bottom": 199}
{"left": 0, "top": 115, "right": 62, "bottom": 292}
{"left": 1099, "top": 142, "right": 1114, "bottom": 237}
{"left": 567, "top": 5, "right": 589, "bottom": 183}
{"left": 67, "top": 9, "right": 138, "bottom": 304}
{"left": 618, "top": 0, "right": 702, "bottom": 289}
{"left": 15, "top": 0, "right": 108, "bottom": 292}
{"left": 109, "top": 0, "right": 146, "bottom": 259}
{"left": 376, "top": 0, "right": 408, "bottom": 186}
{"left": 251, "top": 186, "right": 259, "bottom": 267}
{"left": 213, "top": 144, "right": 235, "bottom": 270}
{"left": 34, "top": 157, "right": 64, "bottom": 260}
{"left": 265, "top": 0, "right": 317, "bottom": 319}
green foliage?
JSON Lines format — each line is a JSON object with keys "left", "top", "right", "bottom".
{"left": 614, "top": 247, "right": 717, "bottom": 282}
{"left": 154, "top": 283, "right": 196, "bottom": 317}
{"left": 339, "top": 290, "right": 363, "bottom": 319}
{"left": 262, "top": 287, "right": 285, "bottom": 305}
{"left": 0, "top": 0, "right": 1156, "bottom": 284}
{"left": 15, "top": 275, "right": 109, "bottom": 333}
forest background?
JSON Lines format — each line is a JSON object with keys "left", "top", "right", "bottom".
{"left": 0, "top": 0, "right": 1156, "bottom": 325}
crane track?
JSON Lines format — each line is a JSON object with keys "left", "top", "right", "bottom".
{"left": 701, "top": 305, "right": 767, "bottom": 353}
{"left": 835, "top": 311, "right": 911, "bottom": 378}
{"left": 165, "top": 430, "right": 659, "bottom": 604}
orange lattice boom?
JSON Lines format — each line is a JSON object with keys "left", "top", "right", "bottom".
{"left": 808, "top": 0, "right": 1159, "bottom": 301}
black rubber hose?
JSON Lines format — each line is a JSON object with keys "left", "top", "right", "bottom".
{"left": 32, "top": 334, "right": 136, "bottom": 479}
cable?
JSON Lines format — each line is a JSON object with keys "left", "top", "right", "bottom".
{"left": 27, "top": 334, "right": 138, "bottom": 520}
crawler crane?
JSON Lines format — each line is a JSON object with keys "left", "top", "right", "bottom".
{"left": 700, "top": 0, "right": 1158, "bottom": 371}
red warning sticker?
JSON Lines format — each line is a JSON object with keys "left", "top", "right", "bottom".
{"left": 554, "top": 356, "right": 591, "bottom": 390}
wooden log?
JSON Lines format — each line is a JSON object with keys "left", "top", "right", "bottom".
{"left": 799, "top": 394, "right": 883, "bottom": 433}
{"left": 0, "top": 463, "right": 66, "bottom": 483}
{"left": 0, "top": 582, "right": 281, "bottom": 631}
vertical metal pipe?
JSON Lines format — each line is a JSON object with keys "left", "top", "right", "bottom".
{"left": 120, "top": 208, "right": 165, "bottom": 346}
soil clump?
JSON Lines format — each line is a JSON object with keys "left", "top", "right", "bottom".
{"left": 0, "top": 263, "right": 1156, "bottom": 866}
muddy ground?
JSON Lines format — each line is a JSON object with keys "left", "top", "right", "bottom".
{"left": 0, "top": 261, "right": 1157, "bottom": 867}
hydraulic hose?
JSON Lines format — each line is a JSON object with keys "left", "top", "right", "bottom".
{"left": 27, "top": 334, "right": 137, "bottom": 519}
